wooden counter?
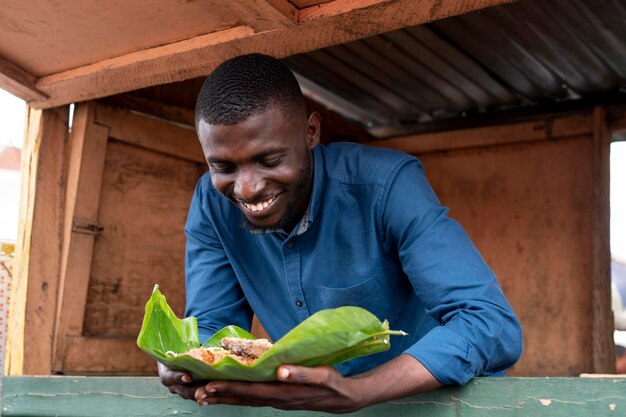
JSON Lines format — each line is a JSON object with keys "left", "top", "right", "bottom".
{"left": 2, "top": 376, "right": 624, "bottom": 416}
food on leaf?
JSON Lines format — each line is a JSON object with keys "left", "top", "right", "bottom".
{"left": 137, "top": 285, "right": 406, "bottom": 381}
{"left": 184, "top": 337, "right": 273, "bottom": 366}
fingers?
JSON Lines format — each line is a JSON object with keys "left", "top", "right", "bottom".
{"left": 157, "top": 362, "right": 196, "bottom": 400}
{"left": 158, "top": 362, "right": 192, "bottom": 385}
{"left": 169, "top": 383, "right": 201, "bottom": 400}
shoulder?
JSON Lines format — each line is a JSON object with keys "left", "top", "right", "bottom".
{"left": 194, "top": 170, "right": 215, "bottom": 195}
{"left": 319, "top": 142, "right": 417, "bottom": 186}
{"left": 190, "top": 171, "right": 232, "bottom": 217}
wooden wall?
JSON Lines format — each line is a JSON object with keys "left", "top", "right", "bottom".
{"left": 371, "top": 109, "right": 613, "bottom": 376}
{"left": 7, "top": 101, "right": 614, "bottom": 377}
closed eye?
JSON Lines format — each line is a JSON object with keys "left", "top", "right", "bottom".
{"left": 259, "top": 156, "right": 284, "bottom": 168}
{"left": 209, "top": 162, "right": 236, "bottom": 174}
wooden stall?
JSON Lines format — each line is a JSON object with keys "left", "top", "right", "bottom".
{"left": 1, "top": 0, "right": 625, "bottom": 385}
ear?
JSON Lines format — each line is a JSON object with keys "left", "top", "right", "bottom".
{"left": 305, "top": 112, "right": 321, "bottom": 149}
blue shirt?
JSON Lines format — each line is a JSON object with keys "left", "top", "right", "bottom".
{"left": 185, "top": 142, "right": 523, "bottom": 385}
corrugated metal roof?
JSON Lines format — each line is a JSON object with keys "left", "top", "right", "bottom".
{"left": 285, "top": 0, "right": 626, "bottom": 138}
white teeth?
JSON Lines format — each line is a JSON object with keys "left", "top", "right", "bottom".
{"left": 242, "top": 196, "right": 276, "bottom": 212}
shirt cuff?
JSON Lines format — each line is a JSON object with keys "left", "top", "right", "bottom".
{"left": 404, "top": 326, "right": 481, "bottom": 385}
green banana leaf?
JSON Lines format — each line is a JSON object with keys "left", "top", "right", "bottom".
{"left": 137, "top": 285, "right": 405, "bottom": 381}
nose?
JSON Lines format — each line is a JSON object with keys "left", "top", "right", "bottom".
{"left": 233, "top": 168, "right": 263, "bottom": 202}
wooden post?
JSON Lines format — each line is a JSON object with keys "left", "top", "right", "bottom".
{"left": 5, "top": 106, "right": 69, "bottom": 375}
{"left": 591, "top": 106, "right": 615, "bottom": 373}
{"left": 52, "top": 102, "right": 110, "bottom": 372}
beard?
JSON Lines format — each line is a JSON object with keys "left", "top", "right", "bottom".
{"left": 241, "top": 150, "right": 313, "bottom": 234}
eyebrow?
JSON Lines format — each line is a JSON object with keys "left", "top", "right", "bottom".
{"left": 207, "top": 148, "right": 287, "bottom": 164}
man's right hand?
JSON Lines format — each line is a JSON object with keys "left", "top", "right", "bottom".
{"left": 158, "top": 362, "right": 203, "bottom": 400}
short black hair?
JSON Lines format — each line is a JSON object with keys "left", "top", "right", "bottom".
{"left": 195, "top": 53, "right": 305, "bottom": 127}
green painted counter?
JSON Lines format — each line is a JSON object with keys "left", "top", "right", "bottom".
{"left": 1, "top": 376, "right": 624, "bottom": 416}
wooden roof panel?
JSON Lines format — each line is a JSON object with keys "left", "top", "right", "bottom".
{"left": 0, "top": 1, "right": 242, "bottom": 76}
{"left": 0, "top": 0, "right": 515, "bottom": 108}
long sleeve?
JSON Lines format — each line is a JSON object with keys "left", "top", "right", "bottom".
{"left": 380, "top": 159, "right": 523, "bottom": 385}
{"left": 184, "top": 179, "right": 253, "bottom": 342}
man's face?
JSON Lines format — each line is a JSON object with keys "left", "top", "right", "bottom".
{"left": 198, "top": 106, "right": 320, "bottom": 233}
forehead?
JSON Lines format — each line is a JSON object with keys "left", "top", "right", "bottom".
{"left": 198, "top": 107, "right": 303, "bottom": 158}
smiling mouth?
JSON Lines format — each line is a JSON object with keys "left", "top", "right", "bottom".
{"left": 240, "top": 194, "right": 279, "bottom": 213}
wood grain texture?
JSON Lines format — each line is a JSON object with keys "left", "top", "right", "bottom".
{"left": 413, "top": 134, "right": 598, "bottom": 376}
{"left": 591, "top": 106, "right": 614, "bottom": 373}
{"left": 367, "top": 113, "right": 593, "bottom": 153}
{"left": 369, "top": 110, "right": 611, "bottom": 376}
{"left": 291, "top": 0, "right": 334, "bottom": 9}
{"left": 5, "top": 107, "right": 69, "bottom": 375}
{"left": 94, "top": 104, "right": 204, "bottom": 163}
{"left": 63, "top": 337, "right": 156, "bottom": 374}
{"left": 2, "top": 376, "right": 625, "bottom": 416}
{"left": 0, "top": 55, "right": 47, "bottom": 101}
{"left": 52, "top": 103, "right": 110, "bottom": 372}
{"left": 228, "top": 0, "right": 298, "bottom": 29}
{"left": 298, "top": 0, "right": 389, "bottom": 22}
{"left": 0, "top": 1, "right": 247, "bottom": 76}
{"left": 28, "top": 0, "right": 516, "bottom": 109}
{"left": 81, "top": 140, "right": 201, "bottom": 339}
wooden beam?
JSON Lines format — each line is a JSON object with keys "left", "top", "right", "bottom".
{"left": 591, "top": 106, "right": 615, "bottom": 373}
{"left": 5, "top": 106, "right": 69, "bottom": 375}
{"left": 228, "top": 0, "right": 298, "bottom": 30}
{"left": 28, "top": 0, "right": 516, "bottom": 109}
{"left": 291, "top": 0, "right": 334, "bottom": 8}
{"left": 31, "top": 25, "right": 254, "bottom": 108}
{"left": 98, "top": 95, "right": 196, "bottom": 127}
{"left": 2, "top": 376, "right": 626, "bottom": 416}
{"left": 299, "top": 0, "right": 389, "bottom": 22}
{"left": 0, "top": 55, "right": 47, "bottom": 102}
{"left": 94, "top": 104, "right": 204, "bottom": 164}
{"left": 366, "top": 113, "right": 593, "bottom": 154}
{"left": 609, "top": 108, "right": 626, "bottom": 135}
{"left": 52, "top": 103, "right": 110, "bottom": 372}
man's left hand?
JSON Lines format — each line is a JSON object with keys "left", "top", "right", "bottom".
{"left": 194, "top": 365, "right": 364, "bottom": 413}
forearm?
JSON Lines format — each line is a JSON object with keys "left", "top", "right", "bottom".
{"left": 348, "top": 354, "right": 443, "bottom": 408}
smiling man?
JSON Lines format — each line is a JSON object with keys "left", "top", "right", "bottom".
{"left": 158, "top": 53, "right": 523, "bottom": 413}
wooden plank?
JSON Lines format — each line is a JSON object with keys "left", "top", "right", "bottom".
{"left": 52, "top": 103, "right": 110, "bottom": 372}
{"left": 81, "top": 140, "right": 199, "bottom": 342}
{"left": 32, "top": 25, "right": 255, "bottom": 108}
{"left": 299, "top": 0, "right": 389, "bottom": 22}
{"left": 228, "top": 0, "right": 298, "bottom": 29}
{"left": 63, "top": 337, "right": 155, "bottom": 374}
{"left": 5, "top": 107, "right": 69, "bottom": 375}
{"left": 98, "top": 95, "right": 196, "bottom": 127}
{"left": 94, "top": 104, "right": 204, "bottom": 164}
{"left": 609, "top": 108, "right": 626, "bottom": 135}
{"left": 591, "top": 106, "right": 615, "bottom": 373}
{"left": 367, "top": 113, "right": 593, "bottom": 153}
{"left": 2, "top": 376, "right": 625, "bottom": 416}
{"left": 291, "top": 0, "right": 334, "bottom": 9}
{"left": 0, "top": 55, "right": 47, "bottom": 101}
{"left": 28, "top": 0, "right": 516, "bottom": 109}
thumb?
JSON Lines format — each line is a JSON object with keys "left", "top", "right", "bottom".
{"left": 277, "top": 365, "right": 336, "bottom": 385}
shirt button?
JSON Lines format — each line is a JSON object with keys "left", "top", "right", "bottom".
{"left": 286, "top": 241, "right": 295, "bottom": 249}
{"left": 295, "top": 300, "right": 303, "bottom": 307}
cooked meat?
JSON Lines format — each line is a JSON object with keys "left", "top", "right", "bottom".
{"left": 186, "top": 347, "right": 213, "bottom": 363}
{"left": 220, "top": 337, "right": 273, "bottom": 359}
{"left": 184, "top": 346, "right": 256, "bottom": 366}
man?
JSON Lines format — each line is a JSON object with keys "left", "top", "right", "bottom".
{"left": 159, "top": 53, "right": 523, "bottom": 413}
